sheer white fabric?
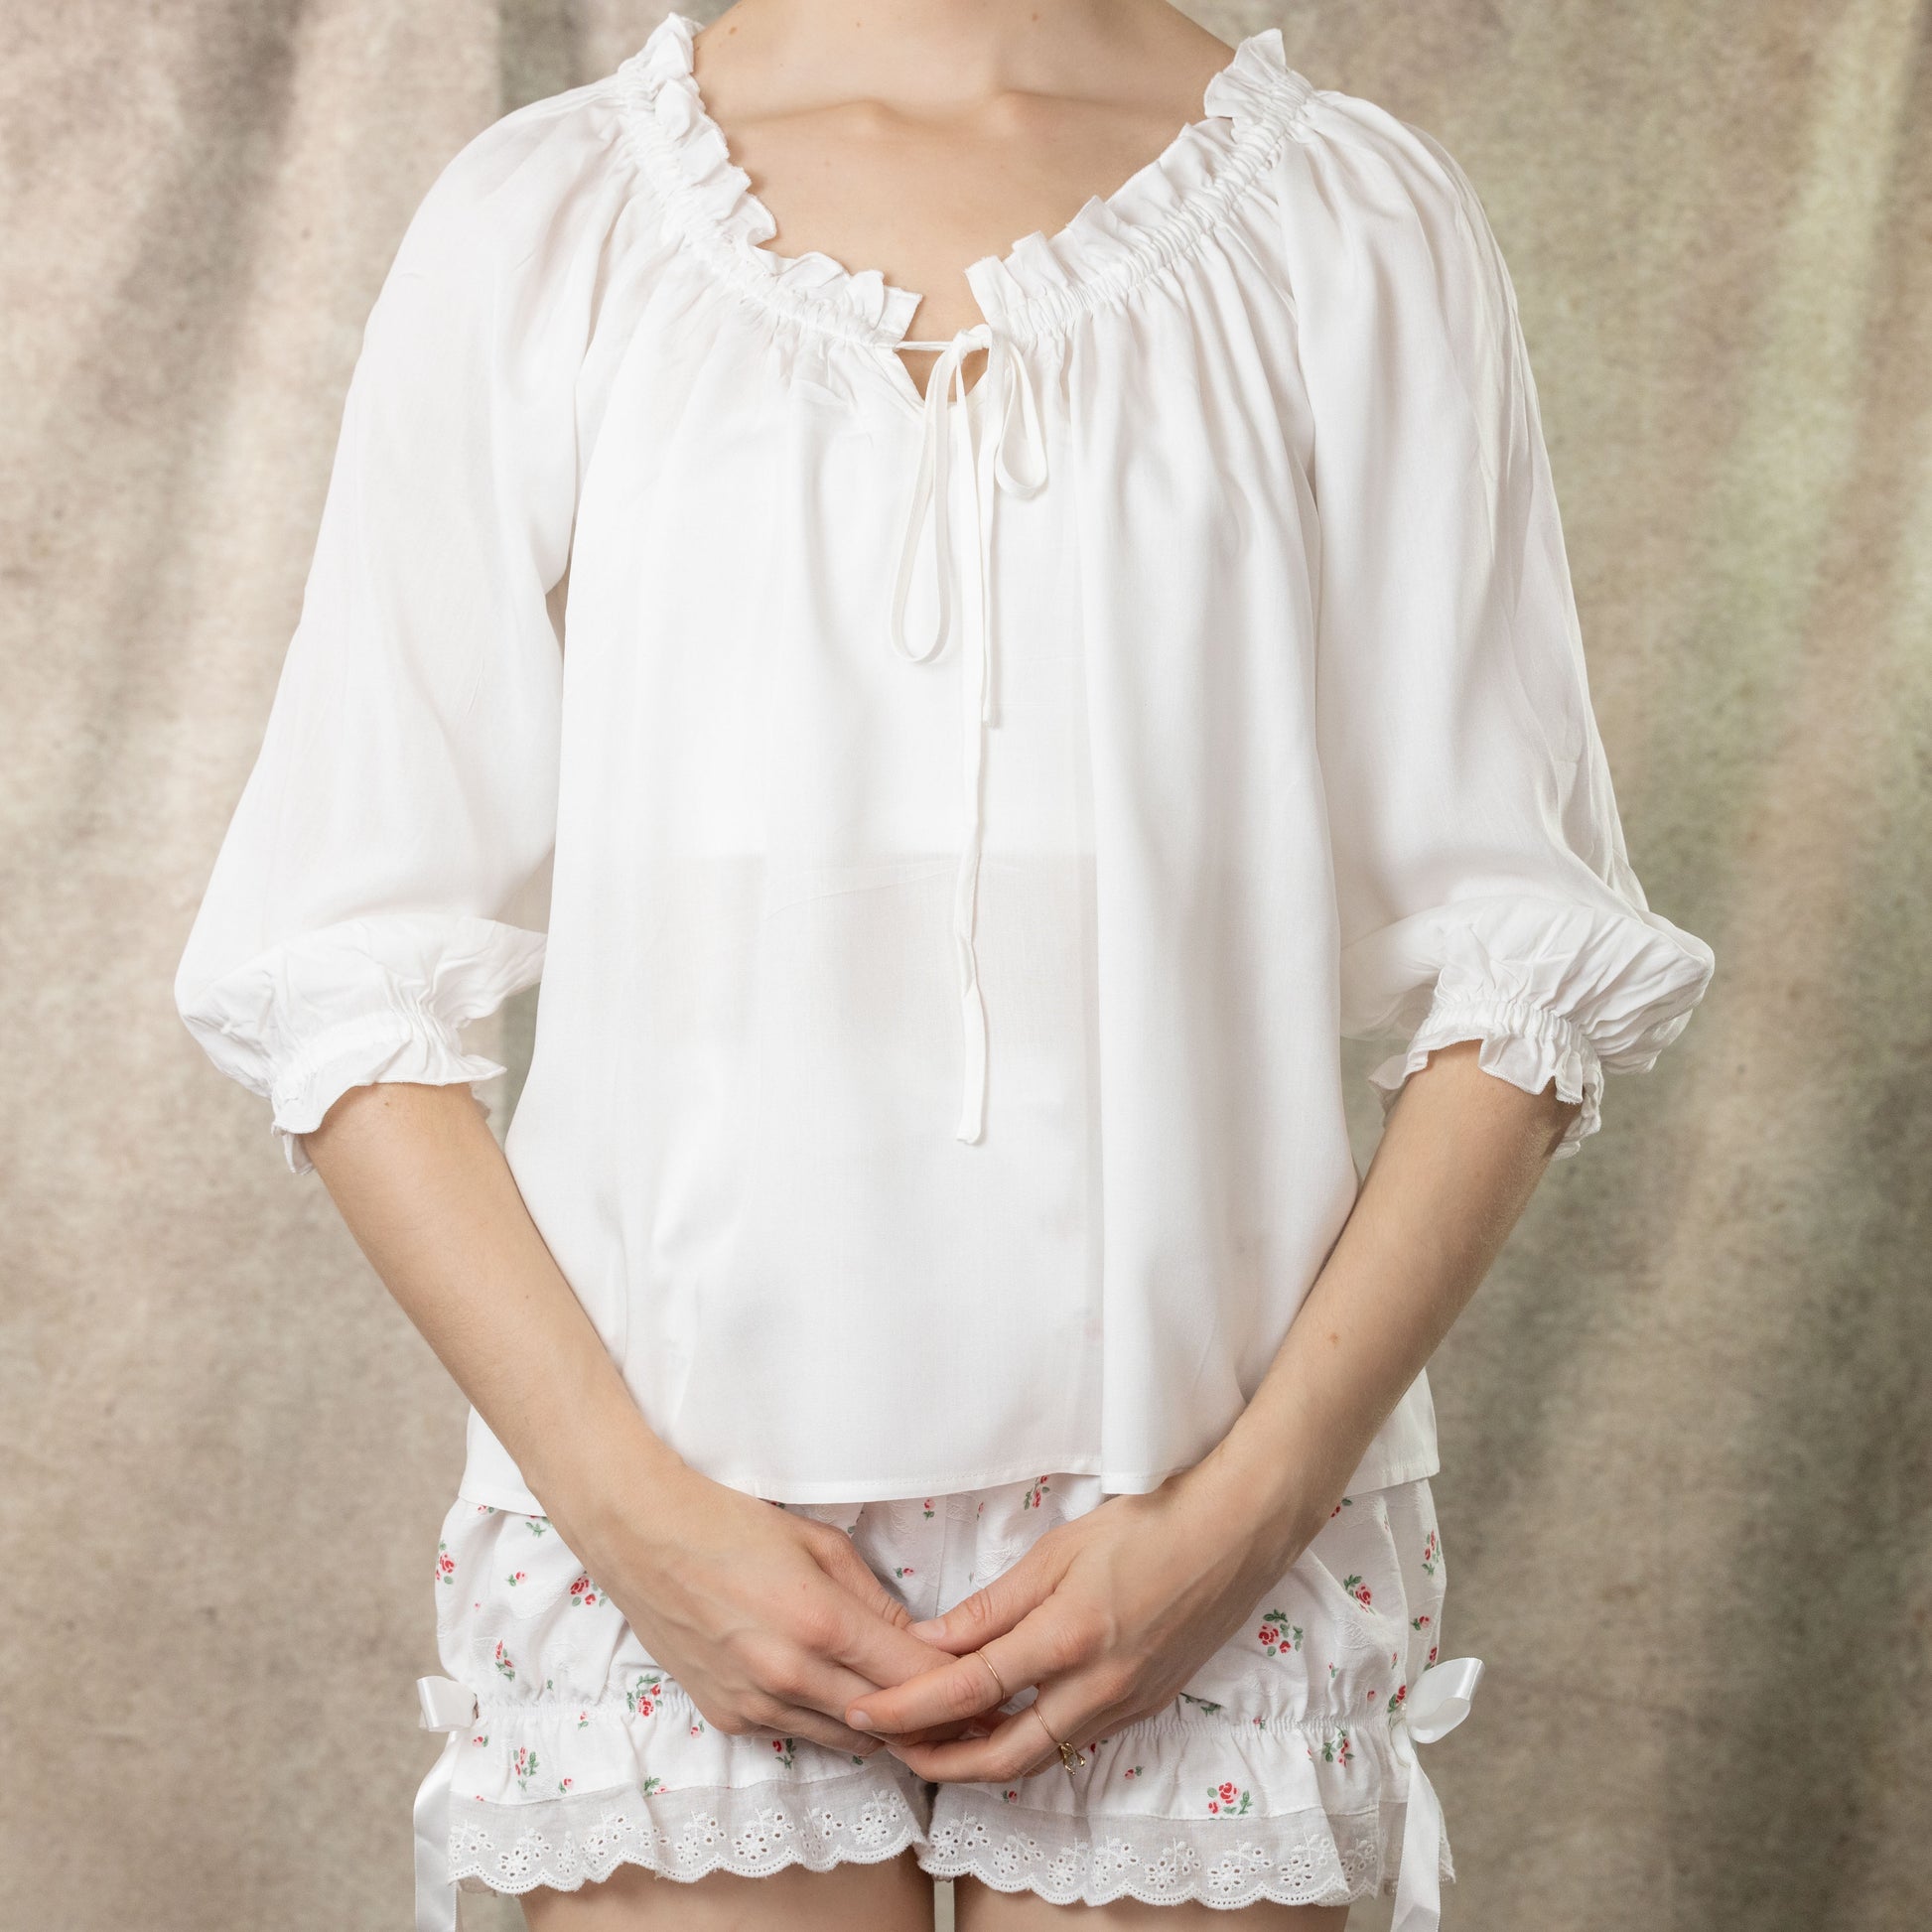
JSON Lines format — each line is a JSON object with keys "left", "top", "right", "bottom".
{"left": 175, "top": 13, "right": 1714, "bottom": 1507}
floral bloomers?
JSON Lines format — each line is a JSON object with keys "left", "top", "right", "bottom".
{"left": 420, "top": 1470, "right": 1461, "bottom": 1916}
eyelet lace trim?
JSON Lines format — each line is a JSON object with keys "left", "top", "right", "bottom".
{"left": 448, "top": 1764, "right": 928, "bottom": 1894}
{"left": 447, "top": 1775, "right": 1449, "bottom": 1910}
{"left": 920, "top": 1789, "right": 1450, "bottom": 1910}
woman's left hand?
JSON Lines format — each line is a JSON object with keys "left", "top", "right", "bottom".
{"left": 843, "top": 1454, "right": 1327, "bottom": 1781}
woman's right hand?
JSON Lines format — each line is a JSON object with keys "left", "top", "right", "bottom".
{"left": 560, "top": 1452, "right": 969, "bottom": 1757}
{"left": 300, "top": 1083, "right": 965, "bottom": 1758}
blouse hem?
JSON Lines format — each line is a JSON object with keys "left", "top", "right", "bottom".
{"left": 453, "top": 1443, "right": 1443, "bottom": 1517}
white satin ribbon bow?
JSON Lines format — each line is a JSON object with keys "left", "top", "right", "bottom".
{"left": 888, "top": 322, "right": 1048, "bottom": 1143}
{"left": 413, "top": 1674, "right": 479, "bottom": 1932}
{"left": 1388, "top": 1655, "right": 1484, "bottom": 1932}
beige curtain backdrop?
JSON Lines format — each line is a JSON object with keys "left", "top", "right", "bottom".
{"left": 5, "top": 3, "right": 1928, "bottom": 1926}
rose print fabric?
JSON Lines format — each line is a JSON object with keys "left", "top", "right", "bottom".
{"left": 431, "top": 1472, "right": 1453, "bottom": 1911}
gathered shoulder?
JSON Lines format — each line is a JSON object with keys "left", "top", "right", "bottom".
{"left": 1273, "top": 77, "right": 1522, "bottom": 368}
{"left": 383, "top": 70, "right": 654, "bottom": 295}
{"left": 1287, "top": 78, "right": 1487, "bottom": 225}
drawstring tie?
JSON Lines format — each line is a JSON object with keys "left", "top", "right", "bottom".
{"left": 1388, "top": 1655, "right": 1484, "bottom": 1932}
{"left": 888, "top": 322, "right": 1047, "bottom": 1144}
{"left": 413, "top": 1675, "right": 478, "bottom": 1930}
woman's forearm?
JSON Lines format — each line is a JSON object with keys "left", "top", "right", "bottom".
{"left": 1202, "top": 1039, "right": 1582, "bottom": 1565}
{"left": 299, "top": 1080, "right": 681, "bottom": 1555}
{"left": 841, "top": 1042, "right": 1586, "bottom": 1775}
{"left": 302, "top": 1078, "right": 964, "bottom": 1753}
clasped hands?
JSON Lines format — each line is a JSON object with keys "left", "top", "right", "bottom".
{"left": 846, "top": 1473, "right": 1300, "bottom": 1782}
{"left": 584, "top": 1450, "right": 1312, "bottom": 1785}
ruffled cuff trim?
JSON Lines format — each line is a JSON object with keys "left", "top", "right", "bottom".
{"left": 267, "top": 1009, "right": 510, "bottom": 1176}
{"left": 177, "top": 912, "right": 545, "bottom": 1175}
{"left": 1367, "top": 991, "right": 1604, "bottom": 1161}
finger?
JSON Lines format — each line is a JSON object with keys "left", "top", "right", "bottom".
{"left": 893, "top": 1684, "right": 1158, "bottom": 1785}
{"left": 800, "top": 1523, "right": 917, "bottom": 1631}
{"left": 731, "top": 1691, "right": 1002, "bottom": 1758}
{"left": 849, "top": 1650, "right": 1012, "bottom": 1736}
{"left": 881, "top": 1723, "right": 997, "bottom": 1753}
{"left": 796, "top": 1518, "right": 1068, "bottom": 1697}
{"left": 778, "top": 1645, "right": 1021, "bottom": 1747}
{"left": 845, "top": 1650, "right": 1010, "bottom": 1736}
{"left": 736, "top": 1696, "right": 891, "bottom": 1757}
{"left": 883, "top": 1679, "right": 1115, "bottom": 1784}
{"left": 823, "top": 1590, "right": 987, "bottom": 1691}
{"left": 751, "top": 1581, "right": 993, "bottom": 1744}
{"left": 776, "top": 1650, "right": 914, "bottom": 1744}
{"left": 847, "top": 1585, "right": 1094, "bottom": 1735}
{"left": 901, "top": 1537, "right": 1068, "bottom": 1650}
{"left": 763, "top": 1538, "right": 958, "bottom": 1692}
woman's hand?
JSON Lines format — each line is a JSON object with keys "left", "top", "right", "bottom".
{"left": 301, "top": 1084, "right": 973, "bottom": 1760}
{"left": 566, "top": 1456, "right": 979, "bottom": 1759}
{"left": 843, "top": 1044, "right": 1583, "bottom": 1781}
{"left": 840, "top": 1455, "right": 1324, "bottom": 1781}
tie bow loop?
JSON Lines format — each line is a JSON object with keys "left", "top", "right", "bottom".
{"left": 883, "top": 322, "right": 1049, "bottom": 1141}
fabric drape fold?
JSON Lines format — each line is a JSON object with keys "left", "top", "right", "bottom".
{"left": 1279, "top": 91, "right": 1715, "bottom": 1153}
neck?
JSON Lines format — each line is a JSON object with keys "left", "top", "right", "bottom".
{"left": 691, "top": 0, "right": 1182, "bottom": 103}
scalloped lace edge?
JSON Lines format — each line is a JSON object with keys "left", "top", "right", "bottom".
{"left": 446, "top": 1769, "right": 1448, "bottom": 1910}
{"left": 917, "top": 1788, "right": 1446, "bottom": 1910}
{"left": 449, "top": 1766, "right": 928, "bottom": 1895}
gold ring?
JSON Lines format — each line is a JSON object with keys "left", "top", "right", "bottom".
{"left": 972, "top": 1649, "right": 1008, "bottom": 1703}
{"left": 1028, "top": 1701, "right": 1086, "bottom": 1773}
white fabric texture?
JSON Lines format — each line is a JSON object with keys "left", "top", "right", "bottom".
{"left": 422, "top": 1472, "right": 1459, "bottom": 1917}
{"left": 174, "top": 12, "right": 1715, "bottom": 1506}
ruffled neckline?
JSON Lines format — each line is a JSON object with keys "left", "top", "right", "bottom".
{"left": 613, "top": 9, "right": 1313, "bottom": 346}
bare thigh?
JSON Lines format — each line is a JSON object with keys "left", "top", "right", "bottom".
{"left": 518, "top": 1849, "right": 934, "bottom": 1931}
{"left": 955, "top": 1879, "right": 1349, "bottom": 1930}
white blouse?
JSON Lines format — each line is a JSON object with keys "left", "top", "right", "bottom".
{"left": 175, "top": 12, "right": 1715, "bottom": 1509}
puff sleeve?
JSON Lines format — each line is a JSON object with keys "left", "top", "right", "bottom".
{"left": 174, "top": 98, "right": 619, "bottom": 1173}
{"left": 1281, "top": 94, "right": 1715, "bottom": 1156}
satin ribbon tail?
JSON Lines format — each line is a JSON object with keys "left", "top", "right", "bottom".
{"left": 414, "top": 1675, "right": 480, "bottom": 1932}
{"left": 1388, "top": 1655, "right": 1483, "bottom": 1932}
